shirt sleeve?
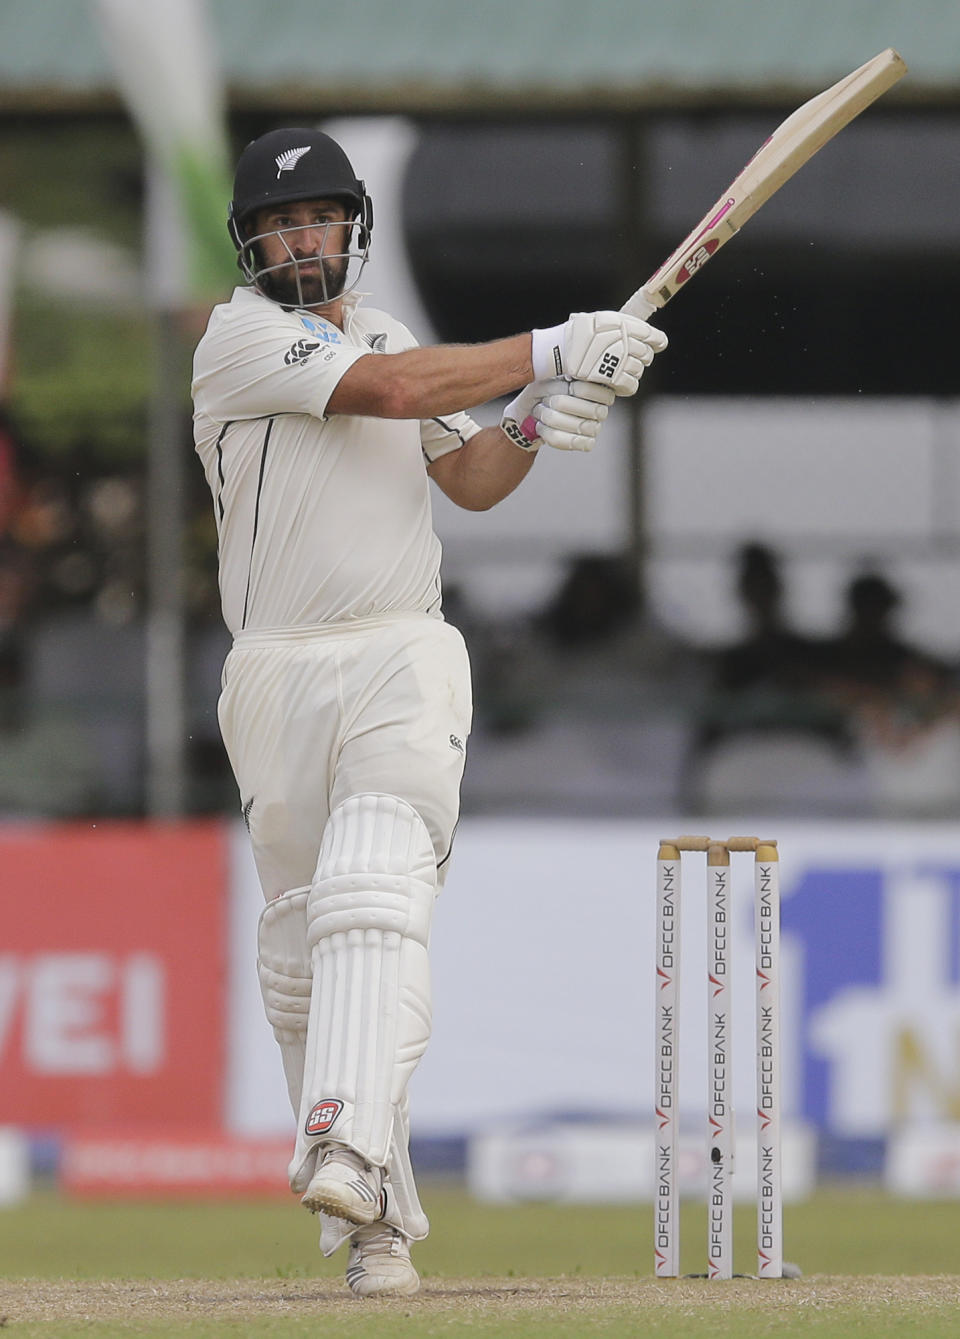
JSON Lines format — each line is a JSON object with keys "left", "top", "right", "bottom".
{"left": 420, "top": 411, "right": 483, "bottom": 464}
{"left": 192, "top": 299, "right": 368, "bottom": 424}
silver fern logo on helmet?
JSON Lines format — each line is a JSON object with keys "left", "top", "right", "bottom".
{"left": 275, "top": 146, "right": 311, "bottom": 178}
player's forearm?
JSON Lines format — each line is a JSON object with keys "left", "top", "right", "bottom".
{"left": 325, "top": 336, "right": 533, "bottom": 419}
{"left": 427, "top": 425, "right": 535, "bottom": 511}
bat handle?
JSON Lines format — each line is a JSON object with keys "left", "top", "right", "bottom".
{"left": 620, "top": 287, "right": 658, "bottom": 321}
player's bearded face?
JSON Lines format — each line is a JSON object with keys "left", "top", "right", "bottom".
{"left": 248, "top": 204, "right": 355, "bottom": 309}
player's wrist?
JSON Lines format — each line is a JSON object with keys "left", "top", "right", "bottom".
{"left": 500, "top": 385, "right": 544, "bottom": 453}
{"left": 530, "top": 324, "right": 566, "bottom": 381}
{"left": 500, "top": 420, "right": 541, "bottom": 453}
{"left": 500, "top": 407, "right": 541, "bottom": 453}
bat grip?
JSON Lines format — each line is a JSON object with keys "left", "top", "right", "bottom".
{"left": 620, "top": 288, "right": 657, "bottom": 321}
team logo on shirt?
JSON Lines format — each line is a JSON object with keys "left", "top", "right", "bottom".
{"left": 300, "top": 315, "right": 341, "bottom": 343}
{"left": 364, "top": 332, "right": 388, "bottom": 353}
{"left": 284, "top": 338, "right": 322, "bottom": 366}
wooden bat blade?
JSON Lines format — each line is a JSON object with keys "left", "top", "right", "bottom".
{"left": 621, "top": 48, "right": 907, "bottom": 320}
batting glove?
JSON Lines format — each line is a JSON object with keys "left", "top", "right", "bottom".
{"left": 500, "top": 378, "right": 616, "bottom": 453}
{"left": 531, "top": 311, "right": 667, "bottom": 397}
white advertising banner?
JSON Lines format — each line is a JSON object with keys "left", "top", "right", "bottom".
{"left": 225, "top": 818, "right": 960, "bottom": 1153}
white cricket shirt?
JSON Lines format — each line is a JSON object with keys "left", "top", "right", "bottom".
{"left": 192, "top": 286, "right": 480, "bottom": 633}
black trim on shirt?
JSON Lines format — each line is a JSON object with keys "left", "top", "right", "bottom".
{"left": 214, "top": 421, "right": 231, "bottom": 522}
{"left": 437, "top": 817, "right": 460, "bottom": 874}
{"left": 241, "top": 418, "right": 274, "bottom": 630}
{"left": 426, "top": 576, "right": 443, "bottom": 617}
{"left": 431, "top": 416, "right": 468, "bottom": 447}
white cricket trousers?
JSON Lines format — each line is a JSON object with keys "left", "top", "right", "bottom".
{"left": 217, "top": 614, "right": 472, "bottom": 900}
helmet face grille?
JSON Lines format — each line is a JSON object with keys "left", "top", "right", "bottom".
{"left": 237, "top": 217, "right": 370, "bottom": 310}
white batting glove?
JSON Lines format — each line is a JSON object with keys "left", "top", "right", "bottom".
{"left": 500, "top": 378, "right": 616, "bottom": 453}
{"left": 531, "top": 311, "right": 668, "bottom": 397}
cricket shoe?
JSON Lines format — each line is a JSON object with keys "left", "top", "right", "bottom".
{"left": 301, "top": 1145, "right": 385, "bottom": 1225}
{"left": 345, "top": 1224, "right": 420, "bottom": 1298}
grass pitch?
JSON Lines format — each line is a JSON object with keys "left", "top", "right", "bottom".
{"left": 0, "top": 1185, "right": 958, "bottom": 1336}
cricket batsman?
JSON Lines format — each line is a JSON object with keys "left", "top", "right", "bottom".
{"left": 192, "top": 125, "right": 667, "bottom": 1296}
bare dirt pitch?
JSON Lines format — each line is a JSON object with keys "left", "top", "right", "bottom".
{"left": 2, "top": 1276, "right": 960, "bottom": 1337}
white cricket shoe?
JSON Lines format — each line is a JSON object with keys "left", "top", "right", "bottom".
{"left": 346, "top": 1224, "right": 420, "bottom": 1298}
{"left": 300, "top": 1145, "right": 385, "bottom": 1225}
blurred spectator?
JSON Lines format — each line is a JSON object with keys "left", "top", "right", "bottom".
{"left": 680, "top": 542, "right": 852, "bottom": 814}
{"left": 537, "top": 552, "right": 641, "bottom": 651}
{"left": 473, "top": 552, "right": 698, "bottom": 736}
{"left": 0, "top": 542, "right": 100, "bottom": 815}
{"left": 683, "top": 555, "right": 960, "bottom": 818}
{"left": 852, "top": 655, "right": 960, "bottom": 817}
{"left": 10, "top": 445, "right": 146, "bottom": 623}
{"left": 456, "top": 552, "right": 699, "bottom": 816}
{"left": 818, "top": 571, "right": 929, "bottom": 699}
{"left": 819, "top": 571, "right": 960, "bottom": 816}
{"left": 689, "top": 543, "right": 847, "bottom": 746}
{"left": 0, "top": 403, "right": 239, "bottom": 816}
{"left": 713, "top": 542, "right": 822, "bottom": 696}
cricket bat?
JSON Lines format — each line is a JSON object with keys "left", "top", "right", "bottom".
{"left": 621, "top": 48, "right": 907, "bottom": 320}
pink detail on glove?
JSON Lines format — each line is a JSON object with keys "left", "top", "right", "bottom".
{"left": 521, "top": 415, "right": 540, "bottom": 441}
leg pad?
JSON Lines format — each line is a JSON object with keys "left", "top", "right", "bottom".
{"left": 297, "top": 794, "right": 437, "bottom": 1170}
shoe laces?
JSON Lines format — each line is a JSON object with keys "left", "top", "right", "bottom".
{"left": 322, "top": 1145, "right": 370, "bottom": 1173}
{"left": 351, "top": 1224, "right": 404, "bottom": 1257}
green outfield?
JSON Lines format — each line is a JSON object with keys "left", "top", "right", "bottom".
{"left": 1, "top": 1184, "right": 959, "bottom": 1336}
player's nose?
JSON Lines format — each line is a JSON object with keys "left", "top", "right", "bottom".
{"left": 291, "top": 225, "right": 325, "bottom": 257}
